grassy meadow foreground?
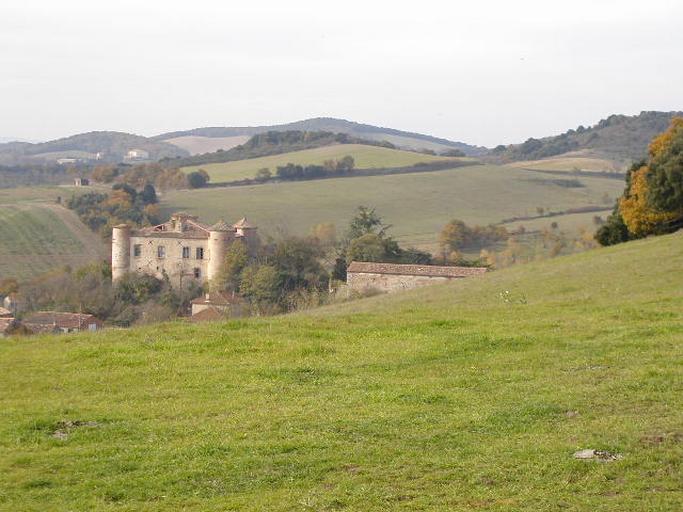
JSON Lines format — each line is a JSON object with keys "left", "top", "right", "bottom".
{"left": 1, "top": 233, "right": 682, "bottom": 510}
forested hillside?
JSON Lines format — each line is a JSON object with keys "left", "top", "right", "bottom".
{"left": 492, "top": 111, "right": 683, "bottom": 163}
{"left": 0, "top": 132, "right": 188, "bottom": 165}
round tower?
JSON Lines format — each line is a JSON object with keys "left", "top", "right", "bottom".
{"left": 207, "top": 220, "right": 232, "bottom": 286}
{"left": 233, "top": 217, "right": 259, "bottom": 255}
{"left": 111, "top": 224, "right": 131, "bottom": 283}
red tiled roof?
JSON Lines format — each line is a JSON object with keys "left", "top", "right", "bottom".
{"left": 22, "top": 311, "right": 102, "bottom": 330}
{"left": 190, "top": 306, "right": 227, "bottom": 323}
{"left": 191, "top": 291, "right": 243, "bottom": 306}
{"left": 346, "top": 261, "right": 488, "bottom": 278}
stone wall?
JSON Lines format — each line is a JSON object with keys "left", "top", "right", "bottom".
{"left": 129, "top": 236, "right": 209, "bottom": 288}
{"left": 347, "top": 271, "right": 454, "bottom": 294}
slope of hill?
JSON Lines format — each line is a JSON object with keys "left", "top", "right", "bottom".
{"left": 492, "top": 111, "right": 683, "bottom": 165}
{"left": 156, "top": 117, "right": 488, "bottom": 156}
{"left": 162, "top": 164, "right": 622, "bottom": 248}
{"left": 1, "top": 233, "right": 681, "bottom": 510}
{"left": 182, "top": 144, "right": 465, "bottom": 183}
{"left": 163, "top": 135, "right": 250, "bottom": 155}
{"left": 0, "top": 203, "right": 108, "bottom": 281}
{"left": 0, "top": 131, "right": 189, "bottom": 165}
{"left": 505, "top": 155, "right": 623, "bottom": 173}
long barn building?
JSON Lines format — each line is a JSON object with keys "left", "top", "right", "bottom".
{"left": 346, "top": 261, "right": 488, "bottom": 294}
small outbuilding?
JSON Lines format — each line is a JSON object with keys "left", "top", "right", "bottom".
{"left": 22, "top": 312, "right": 103, "bottom": 334}
{"left": 191, "top": 292, "right": 245, "bottom": 319}
{"left": 346, "top": 261, "right": 488, "bottom": 294}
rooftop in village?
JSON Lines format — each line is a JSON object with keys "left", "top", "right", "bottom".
{"left": 346, "top": 261, "right": 488, "bottom": 278}
{"left": 189, "top": 306, "right": 228, "bottom": 323}
{"left": 191, "top": 291, "right": 244, "bottom": 306}
{"left": 22, "top": 311, "right": 103, "bottom": 330}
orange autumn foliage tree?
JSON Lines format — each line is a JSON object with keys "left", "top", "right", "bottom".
{"left": 619, "top": 165, "right": 677, "bottom": 237}
{"left": 618, "top": 117, "right": 683, "bottom": 237}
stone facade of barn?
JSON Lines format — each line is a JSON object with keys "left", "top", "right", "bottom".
{"left": 346, "top": 261, "right": 487, "bottom": 294}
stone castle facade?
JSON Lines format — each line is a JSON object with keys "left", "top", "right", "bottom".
{"left": 112, "top": 213, "right": 257, "bottom": 288}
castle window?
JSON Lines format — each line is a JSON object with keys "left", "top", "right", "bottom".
{"left": 196, "top": 247, "right": 204, "bottom": 260}
{"left": 133, "top": 244, "right": 141, "bottom": 257}
{"left": 193, "top": 268, "right": 201, "bottom": 278}
{"left": 182, "top": 247, "right": 190, "bottom": 259}
{"left": 157, "top": 246, "right": 166, "bottom": 258}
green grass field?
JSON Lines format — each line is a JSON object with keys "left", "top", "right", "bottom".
{"left": 505, "top": 156, "right": 623, "bottom": 173}
{"left": 0, "top": 185, "right": 96, "bottom": 205}
{"left": 163, "top": 164, "right": 624, "bottom": 246}
{"left": 0, "top": 204, "right": 108, "bottom": 281}
{"left": 1, "top": 233, "right": 681, "bottom": 510}
{"left": 501, "top": 209, "right": 612, "bottom": 234}
{"left": 181, "top": 144, "right": 461, "bottom": 183}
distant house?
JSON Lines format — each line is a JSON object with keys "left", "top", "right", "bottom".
{"left": 57, "top": 158, "right": 79, "bottom": 165}
{"left": 125, "top": 148, "right": 150, "bottom": 161}
{"left": 22, "top": 312, "right": 103, "bottom": 334}
{"left": 191, "top": 292, "right": 244, "bottom": 320}
{"left": 346, "top": 261, "right": 488, "bottom": 294}
{"left": 74, "top": 177, "right": 90, "bottom": 187}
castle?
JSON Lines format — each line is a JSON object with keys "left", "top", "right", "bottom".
{"left": 112, "top": 213, "right": 257, "bottom": 288}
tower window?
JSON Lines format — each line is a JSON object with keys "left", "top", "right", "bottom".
{"left": 157, "top": 246, "right": 166, "bottom": 258}
{"left": 193, "top": 268, "right": 201, "bottom": 278}
{"left": 133, "top": 244, "right": 141, "bottom": 257}
{"left": 196, "top": 247, "right": 204, "bottom": 260}
{"left": 182, "top": 247, "right": 190, "bottom": 259}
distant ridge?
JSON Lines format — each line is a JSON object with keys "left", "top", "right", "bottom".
{"left": 0, "top": 131, "right": 188, "bottom": 165}
{"left": 491, "top": 111, "right": 683, "bottom": 164}
{"left": 154, "top": 117, "right": 489, "bottom": 156}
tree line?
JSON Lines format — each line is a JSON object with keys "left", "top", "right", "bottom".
{"left": 164, "top": 130, "right": 396, "bottom": 168}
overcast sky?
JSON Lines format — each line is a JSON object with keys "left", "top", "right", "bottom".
{"left": 1, "top": 0, "right": 682, "bottom": 146}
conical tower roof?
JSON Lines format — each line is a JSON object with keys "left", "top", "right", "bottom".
{"left": 233, "top": 217, "right": 255, "bottom": 229}
{"left": 209, "top": 219, "right": 232, "bottom": 232}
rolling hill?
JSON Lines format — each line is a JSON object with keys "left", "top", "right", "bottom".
{"left": 0, "top": 233, "right": 681, "bottom": 510}
{"left": 162, "top": 163, "right": 623, "bottom": 248}
{"left": 156, "top": 117, "right": 488, "bottom": 156}
{"left": 0, "top": 132, "right": 189, "bottom": 165}
{"left": 163, "top": 135, "right": 250, "bottom": 155}
{"left": 182, "top": 144, "right": 466, "bottom": 183}
{"left": 491, "top": 111, "right": 683, "bottom": 166}
{"left": 0, "top": 202, "right": 108, "bottom": 281}
{"left": 504, "top": 156, "right": 623, "bottom": 173}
